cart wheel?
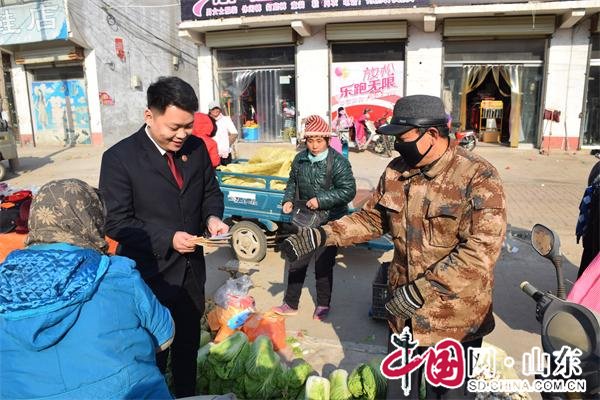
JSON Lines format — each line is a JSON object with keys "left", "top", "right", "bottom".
{"left": 8, "top": 158, "right": 19, "bottom": 171}
{"left": 0, "top": 162, "right": 6, "bottom": 181}
{"left": 230, "top": 221, "right": 267, "bottom": 262}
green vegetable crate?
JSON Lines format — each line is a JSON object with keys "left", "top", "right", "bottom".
{"left": 370, "top": 262, "right": 389, "bottom": 320}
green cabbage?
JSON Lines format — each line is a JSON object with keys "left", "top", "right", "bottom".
{"left": 208, "top": 331, "right": 248, "bottom": 363}
{"left": 244, "top": 362, "right": 284, "bottom": 399}
{"left": 207, "top": 368, "right": 223, "bottom": 395}
{"left": 287, "top": 359, "right": 315, "bottom": 389}
{"left": 200, "top": 329, "right": 211, "bottom": 347}
{"left": 368, "top": 359, "right": 387, "bottom": 399}
{"left": 244, "top": 335, "right": 281, "bottom": 380}
{"left": 208, "top": 332, "right": 249, "bottom": 380}
{"left": 305, "top": 376, "right": 330, "bottom": 400}
{"left": 277, "top": 364, "right": 290, "bottom": 396}
{"left": 195, "top": 343, "right": 212, "bottom": 394}
{"left": 296, "top": 386, "right": 306, "bottom": 400}
{"left": 348, "top": 364, "right": 377, "bottom": 400}
{"left": 233, "top": 376, "right": 246, "bottom": 399}
{"left": 230, "top": 339, "right": 251, "bottom": 378}
{"left": 328, "top": 369, "right": 351, "bottom": 400}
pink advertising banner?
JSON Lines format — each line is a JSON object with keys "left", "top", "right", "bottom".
{"left": 330, "top": 61, "right": 404, "bottom": 123}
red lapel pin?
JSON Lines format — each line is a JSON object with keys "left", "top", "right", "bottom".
{"left": 182, "top": 155, "right": 188, "bottom": 162}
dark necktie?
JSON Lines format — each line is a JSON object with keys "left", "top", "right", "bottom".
{"left": 165, "top": 152, "right": 183, "bottom": 189}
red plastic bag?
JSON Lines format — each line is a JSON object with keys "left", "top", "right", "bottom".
{"left": 242, "top": 312, "right": 287, "bottom": 351}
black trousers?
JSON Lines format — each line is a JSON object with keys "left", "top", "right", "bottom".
{"left": 156, "top": 267, "right": 205, "bottom": 398}
{"left": 386, "top": 323, "right": 482, "bottom": 400}
{"left": 220, "top": 155, "right": 232, "bottom": 166}
{"left": 284, "top": 246, "right": 338, "bottom": 309}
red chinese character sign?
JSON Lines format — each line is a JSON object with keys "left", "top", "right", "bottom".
{"left": 381, "top": 327, "right": 465, "bottom": 396}
{"left": 330, "top": 61, "right": 403, "bottom": 126}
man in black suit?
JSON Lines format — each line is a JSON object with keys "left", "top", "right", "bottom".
{"left": 99, "top": 76, "right": 228, "bottom": 397}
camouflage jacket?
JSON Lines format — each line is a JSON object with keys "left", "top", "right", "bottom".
{"left": 323, "top": 144, "right": 506, "bottom": 346}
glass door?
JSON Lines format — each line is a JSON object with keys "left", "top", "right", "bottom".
{"left": 216, "top": 46, "right": 296, "bottom": 142}
{"left": 218, "top": 68, "right": 296, "bottom": 142}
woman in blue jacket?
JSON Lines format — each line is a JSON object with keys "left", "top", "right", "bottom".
{"left": 0, "top": 179, "right": 174, "bottom": 399}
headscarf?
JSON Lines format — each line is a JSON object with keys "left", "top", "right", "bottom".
{"left": 25, "top": 179, "right": 108, "bottom": 253}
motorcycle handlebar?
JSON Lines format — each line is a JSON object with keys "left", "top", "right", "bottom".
{"left": 520, "top": 281, "right": 542, "bottom": 299}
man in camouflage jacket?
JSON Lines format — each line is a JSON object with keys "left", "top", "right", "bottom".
{"left": 281, "top": 95, "right": 506, "bottom": 399}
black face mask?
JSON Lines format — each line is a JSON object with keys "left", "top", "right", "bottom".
{"left": 394, "top": 129, "right": 433, "bottom": 168}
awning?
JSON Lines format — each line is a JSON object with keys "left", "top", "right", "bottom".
{"left": 444, "top": 15, "right": 556, "bottom": 38}
{"left": 326, "top": 21, "right": 407, "bottom": 41}
{"left": 205, "top": 27, "right": 294, "bottom": 48}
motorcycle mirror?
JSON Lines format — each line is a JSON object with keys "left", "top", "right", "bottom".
{"left": 531, "top": 224, "right": 560, "bottom": 260}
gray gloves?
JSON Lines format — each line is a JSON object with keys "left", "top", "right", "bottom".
{"left": 280, "top": 226, "right": 326, "bottom": 263}
{"left": 385, "top": 282, "right": 424, "bottom": 320}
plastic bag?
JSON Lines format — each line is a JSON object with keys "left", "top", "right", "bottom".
{"left": 242, "top": 311, "right": 287, "bottom": 351}
{"left": 207, "top": 305, "right": 253, "bottom": 331}
{"left": 214, "top": 275, "right": 253, "bottom": 309}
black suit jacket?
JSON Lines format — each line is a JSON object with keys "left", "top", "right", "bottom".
{"left": 99, "top": 125, "right": 224, "bottom": 304}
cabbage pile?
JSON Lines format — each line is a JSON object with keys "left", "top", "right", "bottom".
{"left": 196, "top": 333, "right": 313, "bottom": 399}
{"left": 195, "top": 332, "right": 387, "bottom": 400}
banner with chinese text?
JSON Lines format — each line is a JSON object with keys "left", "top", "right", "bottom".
{"left": 0, "top": 0, "right": 67, "bottom": 46}
{"left": 181, "top": 0, "right": 536, "bottom": 22}
{"left": 330, "top": 60, "right": 403, "bottom": 124}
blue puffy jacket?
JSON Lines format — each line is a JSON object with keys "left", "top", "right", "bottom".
{"left": 0, "top": 243, "right": 174, "bottom": 399}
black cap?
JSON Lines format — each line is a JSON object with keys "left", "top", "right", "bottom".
{"left": 377, "top": 95, "right": 448, "bottom": 136}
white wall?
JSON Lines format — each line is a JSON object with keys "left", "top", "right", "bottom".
{"left": 197, "top": 44, "right": 215, "bottom": 112}
{"left": 11, "top": 62, "right": 33, "bottom": 143}
{"left": 544, "top": 20, "right": 590, "bottom": 141}
{"left": 405, "top": 24, "right": 443, "bottom": 97}
{"left": 67, "top": 0, "right": 199, "bottom": 146}
{"left": 296, "top": 29, "right": 329, "bottom": 125}
{"left": 84, "top": 49, "right": 103, "bottom": 144}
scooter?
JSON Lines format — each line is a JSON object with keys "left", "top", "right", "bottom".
{"left": 363, "top": 113, "right": 394, "bottom": 157}
{"left": 454, "top": 129, "right": 477, "bottom": 151}
{"left": 521, "top": 224, "right": 600, "bottom": 399}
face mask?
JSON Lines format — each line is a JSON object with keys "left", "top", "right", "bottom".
{"left": 394, "top": 129, "right": 433, "bottom": 168}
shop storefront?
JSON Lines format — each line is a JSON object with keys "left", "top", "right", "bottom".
{"left": 328, "top": 22, "right": 406, "bottom": 130}
{"left": 582, "top": 33, "right": 600, "bottom": 149}
{"left": 442, "top": 17, "right": 554, "bottom": 148}
{"left": 0, "top": 0, "right": 94, "bottom": 146}
{"left": 22, "top": 60, "right": 91, "bottom": 146}
{"left": 215, "top": 45, "right": 296, "bottom": 142}
{"left": 181, "top": 3, "right": 597, "bottom": 151}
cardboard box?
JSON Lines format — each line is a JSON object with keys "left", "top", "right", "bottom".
{"left": 482, "top": 131, "right": 499, "bottom": 143}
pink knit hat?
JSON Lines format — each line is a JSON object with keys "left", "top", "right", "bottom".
{"left": 303, "top": 115, "right": 331, "bottom": 137}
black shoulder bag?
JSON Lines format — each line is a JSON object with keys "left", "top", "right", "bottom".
{"left": 291, "top": 151, "right": 334, "bottom": 228}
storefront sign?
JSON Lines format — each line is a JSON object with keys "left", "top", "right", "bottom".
{"left": 0, "top": 0, "right": 67, "bottom": 45}
{"left": 330, "top": 60, "right": 404, "bottom": 124}
{"left": 182, "top": 0, "right": 536, "bottom": 21}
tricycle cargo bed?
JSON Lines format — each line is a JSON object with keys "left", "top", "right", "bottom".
{"left": 216, "top": 169, "right": 393, "bottom": 262}
{"left": 216, "top": 170, "right": 291, "bottom": 224}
